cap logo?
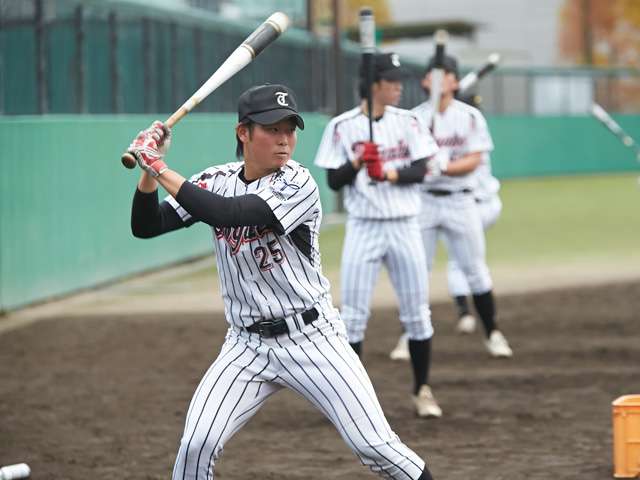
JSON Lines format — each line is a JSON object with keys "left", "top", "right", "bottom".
{"left": 391, "top": 54, "right": 401, "bottom": 67}
{"left": 275, "top": 92, "right": 289, "bottom": 106}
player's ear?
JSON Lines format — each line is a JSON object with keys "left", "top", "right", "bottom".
{"left": 421, "top": 74, "right": 430, "bottom": 91}
{"left": 236, "top": 123, "right": 250, "bottom": 143}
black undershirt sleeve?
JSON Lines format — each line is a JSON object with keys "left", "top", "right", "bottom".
{"left": 396, "top": 157, "right": 428, "bottom": 184}
{"left": 175, "top": 181, "right": 280, "bottom": 230}
{"left": 327, "top": 161, "right": 359, "bottom": 191}
{"left": 131, "top": 182, "right": 282, "bottom": 238}
{"left": 131, "top": 188, "right": 185, "bottom": 238}
{"left": 327, "top": 157, "right": 427, "bottom": 189}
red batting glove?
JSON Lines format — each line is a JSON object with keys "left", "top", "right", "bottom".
{"left": 361, "top": 142, "right": 384, "bottom": 181}
{"left": 126, "top": 121, "right": 171, "bottom": 178}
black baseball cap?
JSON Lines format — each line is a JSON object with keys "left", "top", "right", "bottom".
{"left": 237, "top": 84, "right": 304, "bottom": 130}
{"left": 426, "top": 54, "right": 459, "bottom": 78}
{"left": 360, "top": 52, "right": 412, "bottom": 81}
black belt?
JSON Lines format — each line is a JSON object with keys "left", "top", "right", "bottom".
{"left": 243, "top": 308, "right": 319, "bottom": 338}
{"left": 427, "top": 188, "right": 472, "bottom": 197}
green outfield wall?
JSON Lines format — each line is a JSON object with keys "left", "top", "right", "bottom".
{"left": 1, "top": 113, "right": 639, "bottom": 312}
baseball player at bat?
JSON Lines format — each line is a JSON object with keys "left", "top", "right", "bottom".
{"left": 126, "top": 83, "right": 436, "bottom": 480}
{"left": 412, "top": 54, "right": 512, "bottom": 358}
{"left": 314, "top": 52, "right": 443, "bottom": 418}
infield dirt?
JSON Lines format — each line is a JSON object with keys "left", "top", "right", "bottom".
{"left": 0, "top": 259, "right": 639, "bottom": 479}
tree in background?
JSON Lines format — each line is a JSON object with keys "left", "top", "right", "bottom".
{"left": 559, "top": 0, "right": 640, "bottom": 66}
{"left": 559, "top": 0, "right": 640, "bottom": 110}
{"left": 311, "top": 0, "right": 392, "bottom": 34}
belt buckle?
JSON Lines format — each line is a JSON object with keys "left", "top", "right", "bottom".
{"left": 257, "top": 320, "right": 277, "bottom": 338}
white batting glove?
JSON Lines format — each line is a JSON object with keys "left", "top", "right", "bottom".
{"left": 126, "top": 121, "right": 171, "bottom": 178}
{"left": 151, "top": 121, "right": 172, "bottom": 157}
{"left": 427, "top": 150, "right": 449, "bottom": 177}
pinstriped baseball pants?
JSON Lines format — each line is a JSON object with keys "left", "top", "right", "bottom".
{"left": 340, "top": 216, "right": 434, "bottom": 343}
{"left": 445, "top": 193, "right": 502, "bottom": 297}
{"left": 420, "top": 191, "right": 493, "bottom": 295}
{"left": 172, "top": 312, "right": 427, "bottom": 479}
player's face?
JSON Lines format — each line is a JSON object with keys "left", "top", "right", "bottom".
{"left": 239, "top": 118, "right": 298, "bottom": 178}
{"left": 422, "top": 70, "right": 459, "bottom": 97}
{"left": 373, "top": 78, "right": 403, "bottom": 107}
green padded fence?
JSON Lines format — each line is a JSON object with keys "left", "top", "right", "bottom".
{"left": 1, "top": 113, "right": 639, "bottom": 312}
{"left": 0, "top": 113, "right": 332, "bottom": 312}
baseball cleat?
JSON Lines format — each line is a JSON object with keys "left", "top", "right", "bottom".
{"left": 456, "top": 314, "right": 476, "bottom": 334}
{"left": 389, "top": 333, "right": 410, "bottom": 361}
{"left": 484, "top": 330, "right": 513, "bottom": 358}
{"left": 412, "top": 385, "right": 443, "bottom": 418}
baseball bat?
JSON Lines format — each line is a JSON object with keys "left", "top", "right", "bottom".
{"left": 458, "top": 52, "right": 502, "bottom": 93}
{"left": 590, "top": 103, "right": 640, "bottom": 162}
{"left": 121, "top": 12, "right": 291, "bottom": 169}
{"left": 359, "top": 7, "right": 375, "bottom": 142}
{"left": 429, "top": 29, "right": 449, "bottom": 131}
{"left": 359, "top": 7, "right": 379, "bottom": 185}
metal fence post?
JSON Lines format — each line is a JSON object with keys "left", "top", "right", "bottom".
{"left": 75, "top": 5, "right": 86, "bottom": 113}
{"left": 35, "top": 0, "right": 47, "bottom": 114}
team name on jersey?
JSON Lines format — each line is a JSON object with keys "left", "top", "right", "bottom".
{"left": 214, "top": 225, "right": 272, "bottom": 255}
{"left": 436, "top": 134, "right": 466, "bottom": 148}
{"left": 351, "top": 140, "right": 411, "bottom": 162}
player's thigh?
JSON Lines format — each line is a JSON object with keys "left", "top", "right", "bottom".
{"left": 442, "top": 196, "right": 487, "bottom": 267}
{"left": 341, "top": 217, "right": 386, "bottom": 290}
{"left": 386, "top": 218, "right": 429, "bottom": 294}
{"left": 418, "top": 200, "right": 441, "bottom": 272}
{"left": 477, "top": 194, "right": 502, "bottom": 230}
{"left": 182, "top": 335, "right": 281, "bottom": 448}
{"left": 279, "top": 327, "right": 422, "bottom": 475}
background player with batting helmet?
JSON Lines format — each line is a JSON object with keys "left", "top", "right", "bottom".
{"left": 410, "top": 54, "right": 513, "bottom": 359}
{"left": 126, "top": 83, "right": 436, "bottom": 479}
{"left": 314, "top": 52, "right": 443, "bottom": 418}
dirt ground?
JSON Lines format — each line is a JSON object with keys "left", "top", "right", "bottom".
{"left": 1, "top": 273, "right": 639, "bottom": 479}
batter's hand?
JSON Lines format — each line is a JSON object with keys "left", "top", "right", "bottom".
{"left": 426, "top": 150, "right": 449, "bottom": 177}
{"left": 361, "top": 142, "right": 384, "bottom": 181}
{"left": 126, "top": 121, "right": 171, "bottom": 178}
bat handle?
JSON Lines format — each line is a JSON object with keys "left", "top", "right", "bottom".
{"left": 121, "top": 152, "right": 137, "bottom": 169}
{"left": 120, "top": 107, "right": 186, "bottom": 169}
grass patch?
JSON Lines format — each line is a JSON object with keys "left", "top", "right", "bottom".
{"left": 488, "top": 173, "right": 640, "bottom": 267}
{"left": 319, "top": 173, "right": 640, "bottom": 274}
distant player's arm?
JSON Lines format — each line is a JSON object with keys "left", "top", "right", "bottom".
{"left": 327, "top": 157, "right": 363, "bottom": 190}
{"left": 443, "top": 152, "right": 482, "bottom": 176}
{"left": 387, "top": 157, "right": 428, "bottom": 184}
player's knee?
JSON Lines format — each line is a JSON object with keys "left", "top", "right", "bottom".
{"left": 464, "top": 265, "right": 492, "bottom": 293}
{"left": 177, "top": 432, "right": 223, "bottom": 473}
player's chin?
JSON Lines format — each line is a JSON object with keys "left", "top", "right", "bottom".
{"left": 272, "top": 153, "right": 291, "bottom": 165}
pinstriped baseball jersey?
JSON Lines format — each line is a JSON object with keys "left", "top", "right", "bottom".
{"left": 165, "top": 159, "right": 331, "bottom": 327}
{"left": 412, "top": 99, "right": 493, "bottom": 191}
{"left": 474, "top": 154, "right": 501, "bottom": 199}
{"left": 314, "top": 105, "right": 438, "bottom": 219}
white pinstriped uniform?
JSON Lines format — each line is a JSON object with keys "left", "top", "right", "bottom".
{"left": 445, "top": 154, "right": 502, "bottom": 297}
{"left": 412, "top": 98, "right": 494, "bottom": 295}
{"left": 314, "top": 106, "right": 439, "bottom": 343}
{"left": 165, "top": 160, "right": 426, "bottom": 479}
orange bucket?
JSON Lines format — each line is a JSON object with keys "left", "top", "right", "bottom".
{"left": 613, "top": 395, "right": 640, "bottom": 478}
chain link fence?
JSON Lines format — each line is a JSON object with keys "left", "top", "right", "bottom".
{"left": 1, "top": 0, "right": 639, "bottom": 117}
